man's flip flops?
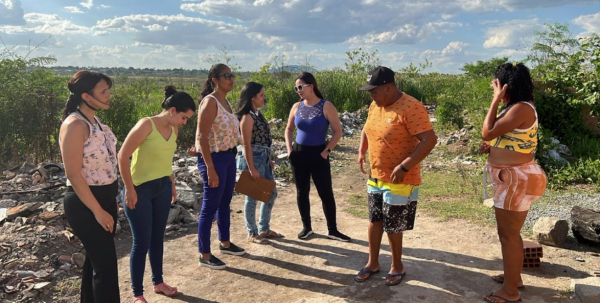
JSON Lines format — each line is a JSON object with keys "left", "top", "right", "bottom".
{"left": 483, "top": 292, "right": 522, "bottom": 302}
{"left": 354, "top": 268, "right": 380, "bottom": 282}
{"left": 385, "top": 272, "right": 406, "bottom": 286}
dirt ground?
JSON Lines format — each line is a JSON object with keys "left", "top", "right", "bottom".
{"left": 112, "top": 164, "right": 599, "bottom": 303}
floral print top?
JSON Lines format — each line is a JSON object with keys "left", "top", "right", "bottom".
{"left": 65, "top": 112, "right": 118, "bottom": 186}
{"left": 195, "top": 95, "right": 241, "bottom": 153}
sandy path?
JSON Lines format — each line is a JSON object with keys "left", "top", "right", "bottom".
{"left": 115, "top": 173, "right": 596, "bottom": 303}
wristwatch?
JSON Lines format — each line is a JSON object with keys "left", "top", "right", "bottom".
{"left": 326, "top": 148, "right": 332, "bottom": 153}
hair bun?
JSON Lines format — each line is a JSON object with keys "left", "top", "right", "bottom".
{"left": 164, "top": 85, "right": 177, "bottom": 98}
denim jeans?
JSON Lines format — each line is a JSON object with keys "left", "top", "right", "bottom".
{"left": 123, "top": 176, "right": 172, "bottom": 297}
{"left": 237, "top": 145, "right": 278, "bottom": 237}
{"left": 197, "top": 151, "right": 237, "bottom": 254}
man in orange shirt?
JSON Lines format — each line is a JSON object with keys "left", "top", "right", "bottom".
{"left": 355, "top": 66, "right": 437, "bottom": 286}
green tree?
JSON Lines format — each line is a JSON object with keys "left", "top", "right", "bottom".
{"left": 344, "top": 47, "right": 380, "bottom": 73}
{"left": 461, "top": 57, "right": 509, "bottom": 77}
{"left": 526, "top": 22, "right": 578, "bottom": 76}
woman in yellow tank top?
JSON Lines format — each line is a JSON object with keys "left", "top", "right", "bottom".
{"left": 117, "top": 86, "right": 196, "bottom": 303}
{"left": 480, "top": 63, "right": 547, "bottom": 303}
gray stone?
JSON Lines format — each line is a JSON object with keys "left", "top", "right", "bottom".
{"left": 571, "top": 277, "right": 600, "bottom": 303}
{"left": 71, "top": 253, "right": 85, "bottom": 268}
{"left": 192, "top": 201, "right": 202, "bottom": 211}
{"left": 0, "top": 199, "right": 17, "bottom": 208}
{"left": 571, "top": 206, "right": 600, "bottom": 244}
{"left": 176, "top": 185, "right": 198, "bottom": 208}
{"left": 533, "top": 217, "right": 569, "bottom": 246}
{"left": 34, "top": 282, "right": 51, "bottom": 291}
{"left": 167, "top": 205, "right": 181, "bottom": 224}
{"left": 180, "top": 208, "right": 197, "bottom": 224}
{"left": 115, "top": 221, "right": 122, "bottom": 234}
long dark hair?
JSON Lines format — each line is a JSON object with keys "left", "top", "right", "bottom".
{"left": 494, "top": 62, "right": 534, "bottom": 108}
{"left": 62, "top": 70, "right": 112, "bottom": 120}
{"left": 295, "top": 72, "right": 324, "bottom": 101}
{"left": 199, "top": 63, "right": 229, "bottom": 101}
{"left": 162, "top": 85, "right": 196, "bottom": 113}
{"left": 235, "top": 82, "right": 264, "bottom": 120}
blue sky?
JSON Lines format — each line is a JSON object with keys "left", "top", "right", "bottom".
{"left": 1, "top": 0, "right": 600, "bottom": 73}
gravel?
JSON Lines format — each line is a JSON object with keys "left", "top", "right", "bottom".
{"left": 524, "top": 193, "right": 600, "bottom": 233}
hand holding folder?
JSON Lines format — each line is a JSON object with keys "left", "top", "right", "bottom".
{"left": 234, "top": 170, "right": 276, "bottom": 203}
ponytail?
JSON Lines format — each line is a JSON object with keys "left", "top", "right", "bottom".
{"left": 62, "top": 93, "right": 81, "bottom": 120}
{"left": 162, "top": 85, "right": 178, "bottom": 109}
{"left": 162, "top": 85, "right": 196, "bottom": 113}
{"left": 199, "top": 79, "right": 214, "bottom": 101}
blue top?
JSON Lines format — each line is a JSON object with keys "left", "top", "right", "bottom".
{"left": 294, "top": 99, "right": 329, "bottom": 146}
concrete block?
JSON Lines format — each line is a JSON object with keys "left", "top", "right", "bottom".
{"left": 571, "top": 277, "right": 600, "bottom": 303}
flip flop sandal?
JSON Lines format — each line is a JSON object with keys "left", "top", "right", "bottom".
{"left": 132, "top": 296, "right": 147, "bottom": 303}
{"left": 263, "top": 230, "right": 284, "bottom": 238}
{"left": 354, "top": 268, "right": 380, "bottom": 282}
{"left": 248, "top": 235, "right": 269, "bottom": 244}
{"left": 385, "top": 272, "right": 406, "bottom": 286}
{"left": 483, "top": 292, "right": 522, "bottom": 302}
{"left": 154, "top": 282, "right": 178, "bottom": 297}
{"left": 491, "top": 275, "right": 525, "bottom": 289}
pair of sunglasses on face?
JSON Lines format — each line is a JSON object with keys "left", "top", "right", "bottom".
{"left": 294, "top": 84, "right": 311, "bottom": 92}
{"left": 218, "top": 73, "right": 236, "bottom": 80}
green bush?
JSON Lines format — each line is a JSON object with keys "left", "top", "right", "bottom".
{"left": 0, "top": 58, "right": 65, "bottom": 168}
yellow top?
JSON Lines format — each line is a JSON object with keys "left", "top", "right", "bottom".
{"left": 131, "top": 118, "right": 177, "bottom": 186}
{"left": 490, "top": 102, "right": 538, "bottom": 154}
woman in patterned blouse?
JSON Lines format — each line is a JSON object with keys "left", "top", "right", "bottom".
{"left": 193, "top": 63, "right": 245, "bottom": 270}
{"left": 59, "top": 71, "right": 121, "bottom": 302}
{"left": 236, "top": 82, "right": 282, "bottom": 244}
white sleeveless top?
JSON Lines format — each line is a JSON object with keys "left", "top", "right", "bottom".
{"left": 64, "top": 112, "right": 118, "bottom": 186}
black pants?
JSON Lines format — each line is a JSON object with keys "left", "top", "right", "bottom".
{"left": 64, "top": 181, "right": 120, "bottom": 303}
{"left": 289, "top": 142, "right": 337, "bottom": 232}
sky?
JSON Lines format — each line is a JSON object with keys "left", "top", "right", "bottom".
{"left": 1, "top": 0, "right": 600, "bottom": 73}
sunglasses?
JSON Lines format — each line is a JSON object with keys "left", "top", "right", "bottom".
{"left": 294, "top": 84, "right": 311, "bottom": 92}
{"left": 218, "top": 73, "right": 236, "bottom": 80}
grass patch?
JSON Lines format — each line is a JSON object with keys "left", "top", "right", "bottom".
{"left": 53, "top": 277, "right": 81, "bottom": 295}
{"left": 346, "top": 194, "right": 369, "bottom": 219}
{"left": 419, "top": 169, "right": 495, "bottom": 225}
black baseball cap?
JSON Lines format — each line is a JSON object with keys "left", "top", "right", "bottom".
{"left": 359, "top": 66, "right": 395, "bottom": 91}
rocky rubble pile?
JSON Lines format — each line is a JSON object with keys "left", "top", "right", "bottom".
{"left": 0, "top": 159, "right": 209, "bottom": 302}
{"left": 0, "top": 163, "right": 86, "bottom": 302}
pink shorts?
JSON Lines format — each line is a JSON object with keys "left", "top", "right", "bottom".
{"left": 485, "top": 161, "right": 547, "bottom": 211}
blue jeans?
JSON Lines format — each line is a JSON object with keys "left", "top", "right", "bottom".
{"left": 237, "top": 145, "right": 278, "bottom": 237}
{"left": 123, "top": 176, "right": 172, "bottom": 297}
{"left": 197, "top": 151, "right": 237, "bottom": 254}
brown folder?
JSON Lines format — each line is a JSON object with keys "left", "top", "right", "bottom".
{"left": 234, "top": 170, "right": 276, "bottom": 203}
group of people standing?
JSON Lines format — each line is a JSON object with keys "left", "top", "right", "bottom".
{"left": 59, "top": 62, "right": 545, "bottom": 303}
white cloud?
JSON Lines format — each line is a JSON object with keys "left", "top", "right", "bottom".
{"left": 0, "top": 0, "right": 25, "bottom": 25}
{"left": 182, "top": 0, "right": 466, "bottom": 45}
{"left": 64, "top": 6, "right": 84, "bottom": 14}
{"left": 80, "top": 0, "right": 93, "bottom": 9}
{"left": 497, "top": 0, "right": 598, "bottom": 9}
{"left": 94, "top": 14, "right": 261, "bottom": 50}
{"left": 0, "top": 13, "right": 92, "bottom": 35}
{"left": 457, "top": 0, "right": 597, "bottom": 11}
{"left": 99, "top": 4, "right": 110, "bottom": 9}
{"left": 483, "top": 19, "right": 540, "bottom": 49}
{"left": 573, "top": 12, "right": 600, "bottom": 35}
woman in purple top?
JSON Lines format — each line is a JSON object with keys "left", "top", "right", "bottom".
{"left": 284, "top": 72, "right": 350, "bottom": 242}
